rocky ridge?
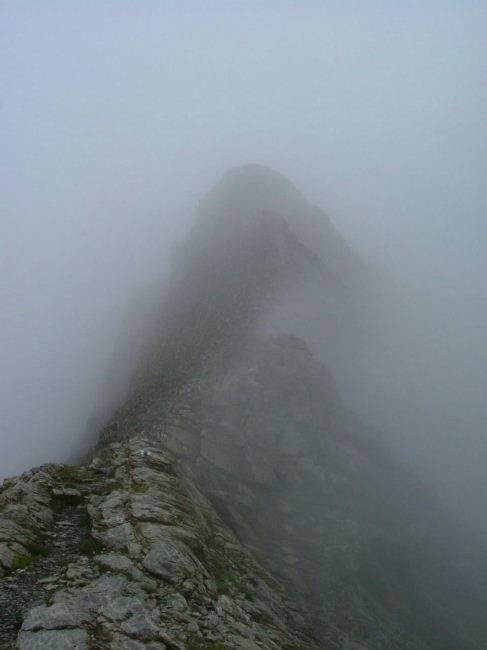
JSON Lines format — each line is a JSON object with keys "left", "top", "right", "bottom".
{"left": 95, "top": 166, "right": 485, "bottom": 650}
{"left": 2, "top": 165, "right": 486, "bottom": 649}
{"left": 0, "top": 436, "right": 318, "bottom": 650}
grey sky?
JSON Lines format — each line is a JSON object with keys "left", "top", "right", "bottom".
{"left": 2, "top": 2, "right": 486, "bottom": 530}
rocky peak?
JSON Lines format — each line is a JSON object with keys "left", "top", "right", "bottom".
{"left": 1, "top": 167, "right": 485, "bottom": 650}
{"left": 199, "top": 164, "right": 363, "bottom": 283}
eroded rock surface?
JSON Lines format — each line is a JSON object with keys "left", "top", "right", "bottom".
{"left": 3, "top": 166, "right": 486, "bottom": 650}
{"left": 2, "top": 437, "right": 318, "bottom": 650}
{"left": 0, "top": 461, "right": 103, "bottom": 648}
{"left": 94, "top": 166, "right": 486, "bottom": 650}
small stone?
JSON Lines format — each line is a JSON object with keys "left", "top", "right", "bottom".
{"left": 38, "top": 576, "right": 58, "bottom": 584}
{"left": 164, "top": 593, "right": 188, "bottom": 612}
{"left": 186, "top": 620, "right": 200, "bottom": 633}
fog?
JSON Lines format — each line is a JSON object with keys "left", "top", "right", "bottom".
{"left": 2, "top": 3, "right": 486, "bottom": 534}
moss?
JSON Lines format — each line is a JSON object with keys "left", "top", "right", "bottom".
{"left": 11, "top": 554, "right": 33, "bottom": 570}
{"left": 244, "top": 589, "right": 256, "bottom": 602}
{"left": 217, "top": 570, "right": 241, "bottom": 594}
{"left": 43, "top": 591, "right": 55, "bottom": 606}
{"left": 140, "top": 581, "right": 158, "bottom": 594}
{"left": 87, "top": 633, "right": 111, "bottom": 650}
{"left": 132, "top": 482, "right": 149, "bottom": 494}
{"left": 186, "top": 636, "right": 228, "bottom": 650}
{"left": 105, "top": 480, "right": 125, "bottom": 492}
{"left": 185, "top": 636, "right": 205, "bottom": 650}
{"left": 79, "top": 538, "right": 105, "bottom": 557}
{"left": 206, "top": 549, "right": 241, "bottom": 594}
{"left": 56, "top": 464, "right": 81, "bottom": 485}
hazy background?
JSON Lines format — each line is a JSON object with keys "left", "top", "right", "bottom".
{"left": 2, "top": 2, "right": 486, "bottom": 533}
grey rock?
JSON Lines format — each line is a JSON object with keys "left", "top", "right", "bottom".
{"left": 93, "top": 553, "right": 156, "bottom": 589}
{"left": 131, "top": 495, "right": 178, "bottom": 525}
{"left": 186, "top": 620, "right": 200, "bottom": 633}
{"left": 52, "top": 488, "right": 81, "bottom": 498}
{"left": 109, "top": 636, "right": 167, "bottom": 650}
{"left": 226, "top": 637, "right": 261, "bottom": 649}
{"left": 52, "top": 574, "right": 128, "bottom": 613}
{"left": 95, "top": 552, "right": 137, "bottom": 575}
{"left": 21, "top": 603, "right": 89, "bottom": 631}
{"left": 164, "top": 593, "right": 188, "bottom": 612}
{"left": 142, "top": 541, "right": 196, "bottom": 582}
{"left": 37, "top": 576, "right": 58, "bottom": 584}
{"left": 0, "top": 542, "right": 18, "bottom": 569}
{"left": 7, "top": 434, "right": 320, "bottom": 650}
{"left": 99, "top": 596, "right": 143, "bottom": 622}
{"left": 0, "top": 517, "right": 33, "bottom": 543}
{"left": 17, "top": 628, "right": 89, "bottom": 650}
{"left": 109, "top": 636, "right": 146, "bottom": 650}
{"left": 94, "top": 522, "right": 137, "bottom": 553}
{"left": 65, "top": 562, "right": 96, "bottom": 582}
{"left": 120, "top": 609, "right": 159, "bottom": 639}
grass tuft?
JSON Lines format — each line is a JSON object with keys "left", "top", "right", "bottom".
{"left": 132, "top": 482, "right": 149, "bottom": 494}
{"left": 11, "top": 554, "right": 33, "bottom": 570}
{"left": 79, "top": 538, "right": 105, "bottom": 557}
{"left": 56, "top": 464, "right": 81, "bottom": 485}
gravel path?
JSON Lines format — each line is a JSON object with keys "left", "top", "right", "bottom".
{"left": 0, "top": 504, "right": 90, "bottom": 650}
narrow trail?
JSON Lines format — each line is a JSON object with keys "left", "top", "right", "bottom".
{"left": 0, "top": 503, "right": 90, "bottom": 650}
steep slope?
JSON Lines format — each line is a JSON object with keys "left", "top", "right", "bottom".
{"left": 0, "top": 437, "right": 318, "bottom": 650}
{"left": 2, "top": 165, "right": 485, "bottom": 650}
{"left": 97, "top": 166, "right": 485, "bottom": 650}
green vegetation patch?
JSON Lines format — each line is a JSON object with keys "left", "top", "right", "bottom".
{"left": 185, "top": 636, "right": 204, "bottom": 650}
{"left": 11, "top": 554, "right": 33, "bottom": 570}
{"left": 56, "top": 464, "right": 81, "bottom": 486}
{"left": 43, "top": 590, "right": 55, "bottom": 606}
{"left": 186, "top": 636, "right": 228, "bottom": 650}
{"left": 79, "top": 537, "right": 105, "bottom": 557}
{"left": 208, "top": 554, "right": 241, "bottom": 594}
{"left": 132, "top": 482, "right": 149, "bottom": 494}
{"left": 243, "top": 589, "right": 256, "bottom": 602}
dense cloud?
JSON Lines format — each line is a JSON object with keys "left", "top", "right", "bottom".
{"left": 2, "top": 3, "right": 486, "bottom": 534}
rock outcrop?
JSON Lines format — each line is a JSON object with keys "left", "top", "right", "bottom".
{"left": 1, "top": 165, "right": 485, "bottom": 649}
{"left": 1, "top": 437, "right": 318, "bottom": 650}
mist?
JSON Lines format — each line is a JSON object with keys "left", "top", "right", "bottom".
{"left": 2, "top": 2, "right": 486, "bottom": 535}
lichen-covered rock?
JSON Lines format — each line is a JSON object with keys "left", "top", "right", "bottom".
{"left": 89, "top": 167, "right": 487, "bottom": 650}
{"left": 17, "top": 628, "right": 88, "bottom": 650}
{"left": 4, "top": 437, "right": 318, "bottom": 650}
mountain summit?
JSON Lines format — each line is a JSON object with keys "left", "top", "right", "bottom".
{"left": 0, "top": 167, "right": 485, "bottom": 650}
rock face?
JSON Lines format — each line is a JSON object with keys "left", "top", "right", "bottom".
{"left": 1, "top": 165, "right": 486, "bottom": 649}
{"left": 1, "top": 437, "right": 317, "bottom": 649}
